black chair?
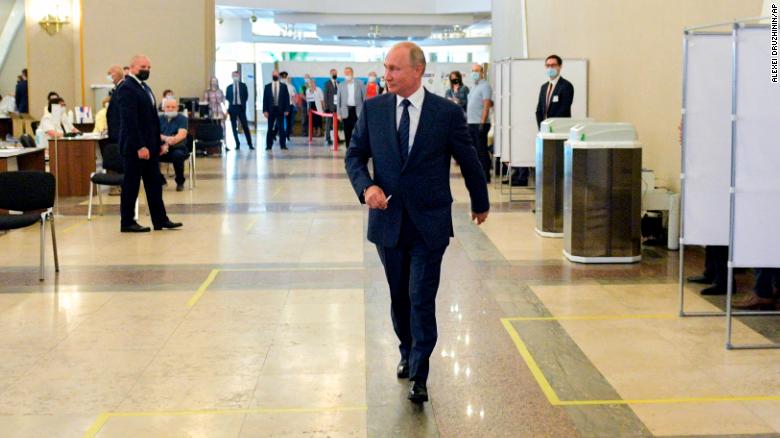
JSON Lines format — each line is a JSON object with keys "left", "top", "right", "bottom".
{"left": 0, "top": 171, "right": 58, "bottom": 281}
{"left": 193, "top": 123, "right": 223, "bottom": 187}
{"left": 19, "top": 134, "right": 36, "bottom": 148}
{"left": 88, "top": 143, "right": 125, "bottom": 219}
{"left": 30, "top": 121, "right": 40, "bottom": 133}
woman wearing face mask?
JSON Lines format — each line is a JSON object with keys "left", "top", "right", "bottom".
{"left": 444, "top": 71, "right": 469, "bottom": 114}
{"left": 38, "top": 97, "right": 79, "bottom": 139}
{"left": 378, "top": 76, "right": 389, "bottom": 95}
{"left": 158, "top": 89, "right": 174, "bottom": 112}
{"left": 305, "top": 78, "right": 324, "bottom": 137}
{"left": 203, "top": 76, "right": 225, "bottom": 120}
{"left": 366, "top": 71, "right": 380, "bottom": 99}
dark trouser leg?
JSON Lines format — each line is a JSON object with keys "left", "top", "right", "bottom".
{"left": 753, "top": 268, "right": 779, "bottom": 299}
{"left": 120, "top": 155, "right": 142, "bottom": 227}
{"left": 238, "top": 108, "right": 252, "bottom": 147}
{"left": 266, "top": 111, "right": 276, "bottom": 149}
{"left": 228, "top": 107, "right": 241, "bottom": 147}
{"left": 164, "top": 148, "right": 187, "bottom": 186}
{"left": 407, "top": 236, "right": 445, "bottom": 384}
{"left": 325, "top": 115, "right": 333, "bottom": 143}
{"left": 302, "top": 107, "right": 308, "bottom": 136}
{"left": 710, "top": 245, "right": 729, "bottom": 288}
{"left": 140, "top": 156, "right": 168, "bottom": 227}
{"left": 285, "top": 109, "right": 295, "bottom": 140}
{"left": 344, "top": 106, "right": 357, "bottom": 149}
{"left": 513, "top": 167, "right": 529, "bottom": 185}
{"left": 376, "top": 244, "right": 413, "bottom": 362}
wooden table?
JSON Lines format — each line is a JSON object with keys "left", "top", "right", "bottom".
{"left": 0, "top": 147, "right": 47, "bottom": 214}
{"left": 48, "top": 135, "right": 104, "bottom": 197}
{"left": 0, "top": 146, "right": 46, "bottom": 172}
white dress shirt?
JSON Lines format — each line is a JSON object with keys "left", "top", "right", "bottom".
{"left": 347, "top": 82, "right": 356, "bottom": 106}
{"left": 395, "top": 85, "right": 425, "bottom": 151}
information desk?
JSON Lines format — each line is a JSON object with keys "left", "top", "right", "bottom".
{"left": 48, "top": 134, "right": 105, "bottom": 197}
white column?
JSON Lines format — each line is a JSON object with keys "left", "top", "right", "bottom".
{"left": 491, "top": 0, "right": 528, "bottom": 60}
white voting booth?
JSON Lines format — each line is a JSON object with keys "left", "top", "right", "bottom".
{"left": 492, "top": 58, "right": 588, "bottom": 199}
{"left": 679, "top": 19, "right": 780, "bottom": 349}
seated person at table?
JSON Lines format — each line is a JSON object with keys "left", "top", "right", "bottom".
{"left": 158, "top": 98, "right": 189, "bottom": 191}
{"left": 0, "top": 93, "right": 15, "bottom": 116}
{"left": 93, "top": 96, "right": 110, "bottom": 134}
{"left": 38, "top": 98, "right": 80, "bottom": 139}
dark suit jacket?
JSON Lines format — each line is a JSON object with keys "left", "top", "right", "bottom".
{"left": 324, "top": 79, "right": 338, "bottom": 112}
{"left": 345, "top": 89, "right": 490, "bottom": 250}
{"left": 15, "top": 79, "right": 28, "bottom": 113}
{"left": 262, "top": 82, "right": 290, "bottom": 114}
{"left": 535, "top": 76, "right": 574, "bottom": 127}
{"left": 225, "top": 82, "right": 249, "bottom": 109}
{"left": 116, "top": 77, "right": 162, "bottom": 157}
{"left": 106, "top": 79, "right": 125, "bottom": 143}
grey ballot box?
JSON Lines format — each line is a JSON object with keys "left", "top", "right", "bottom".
{"left": 535, "top": 118, "right": 593, "bottom": 238}
{"left": 562, "top": 123, "right": 642, "bottom": 264}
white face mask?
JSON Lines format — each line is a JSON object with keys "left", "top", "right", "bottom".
{"left": 106, "top": 74, "right": 114, "bottom": 83}
{"left": 232, "top": 76, "right": 239, "bottom": 82}
{"left": 164, "top": 111, "right": 178, "bottom": 118}
{"left": 368, "top": 76, "right": 376, "bottom": 83}
{"left": 50, "top": 104, "right": 63, "bottom": 121}
{"left": 345, "top": 75, "right": 353, "bottom": 81}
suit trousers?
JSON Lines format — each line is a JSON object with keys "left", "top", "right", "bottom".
{"left": 468, "top": 123, "right": 492, "bottom": 182}
{"left": 376, "top": 209, "right": 447, "bottom": 384}
{"left": 754, "top": 268, "right": 780, "bottom": 299}
{"left": 703, "top": 245, "right": 729, "bottom": 288}
{"left": 159, "top": 146, "right": 188, "bottom": 186}
{"left": 343, "top": 106, "right": 357, "bottom": 149}
{"left": 284, "top": 105, "right": 296, "bottom": 140}
{"left": 266, "top": 106, "right": 286, "bottom": 149}
{"left": 228, "top": 105, "right": 252, "bottom": 147}
{"left": 120, "top": 154, "right": 168, "bottom": 228}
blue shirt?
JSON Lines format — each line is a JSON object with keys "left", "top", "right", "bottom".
{"left": 159, "top": 113, "right": 188, "bottom": 146}
{"left": 466, "top": 79, "right": 492, "bottom": 124}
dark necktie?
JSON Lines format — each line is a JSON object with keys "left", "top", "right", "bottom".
{"left": 141, "top": 82, "right": 155, "bottom": 107}
{"left": 273, "top": 83, "right": 278, "bottom": 105}
{"left": 544, "top": 82, "right": 553, "bottom": 118}
{"left": 398, "top": 99, "right": 411, "bottom": 163}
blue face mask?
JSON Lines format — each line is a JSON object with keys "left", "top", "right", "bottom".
{"left": 546, "top": 68, "right": 559, "bottom": 79}
{"left": 471, "top": 72, "right": 480, "bottom": 82}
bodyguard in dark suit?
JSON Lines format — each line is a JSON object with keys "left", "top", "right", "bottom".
{"left": 15, "top": 69, "right": 28, "bottom": 114}
{"left": 262, "top": 70, "right": 290, "bottom": 151}
{"left": 226, "top": 71, "right": 253, "bottom": 149}
{"left": 535, "top": 54, "right": 575, "bottom": 128}
{"left": 116, "top": 55, "right": 181, "bottom": 233}
{"left": 345, "top": 42, "right": 489, "bottom": 404}
{"left": 105, "top": 64, "right": 126, "bottom": 144}
{"left": 324, "top": 69, "right": 339, "bottom": 146}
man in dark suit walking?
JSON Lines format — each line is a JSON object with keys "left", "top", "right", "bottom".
{"left": 345, "top": 42, "right": 489, "bottom": 404}
{"left": 262, "top": 70, "right": 290, "bottom": 151}
{"left": 324, "top": 69, "right": 339, "bottom": 146}
{"left": 226, "top": 71, "right": 253, "bottom": 150}
{"left": 117, "top": 55, "right": 181, "bottom": 233}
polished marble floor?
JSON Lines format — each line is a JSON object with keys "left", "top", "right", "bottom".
{"left": 1, "top": 134, "right": 780, "bottom": 437}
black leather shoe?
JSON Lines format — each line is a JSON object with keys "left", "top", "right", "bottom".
{"left": 687, "top": 274, "right": 713, "bottom": 284}
{"left": 700, "top": 285, "right": 727, "bottom": 296}
{"left": 154, "top": 220, "right": 183, "bottom": 231}
{"left": 408, "top": 381, "right": 428, "bottom": 404}
{"left": 121, "top": 223, "right": 150, "bottom": 233}
{"left": 248, "top": 145, "right": 255, "bottom": 150}
{"left": 397, "top": 359, "right": 409, "bottom": 379}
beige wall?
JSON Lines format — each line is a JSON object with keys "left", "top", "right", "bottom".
{"left": 525, "top": 0, "right": 762, "bottom": 190}
{"left": 0, "top": 24, "right": 25, "bottom": 98}
{"left": 24, "top": 0, "right": 215, "bottom": 117}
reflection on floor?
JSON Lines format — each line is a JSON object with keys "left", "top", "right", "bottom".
{"left": 1, "top": 135, "right": 779, "bottom": 437}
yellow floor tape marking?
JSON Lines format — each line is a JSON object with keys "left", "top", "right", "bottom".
{"left": 244, "top": 216, "right": 258, "bottom": 232}
{"left": 186, "top": 269, "right": 220, "bottom": 308}
{"left": 83, "top": 406, "right": 367, "bottom": 438}
{"left": 501, "top": 315, "right": 780, "bottom": 406}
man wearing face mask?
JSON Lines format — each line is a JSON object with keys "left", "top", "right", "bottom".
{"left": 226, "top": 70, "right": 253, "bottom": 150}
{"left": 279, "top": 71, "right": 296, "bottom": 143}
{"left": 262, "top": 69, "right": 290, "bottom": 151}
{"left": 466, "top": 64, "right": 493, "bottom": 183}
{"left": 158, "top": 98, "right": 189, "bottom": 191}
{"left": 323, "top": 68, "right": 339, "bottom": 146}
{"left": 336, "top": 67, "right": 366, "bottom": 149}
{"left": 116, "top": 54, "right": 182, "bottom": 233}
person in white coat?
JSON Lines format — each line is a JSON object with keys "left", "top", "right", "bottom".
{"left": 305, "top": 78, "right": 325, "bottom": 137}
